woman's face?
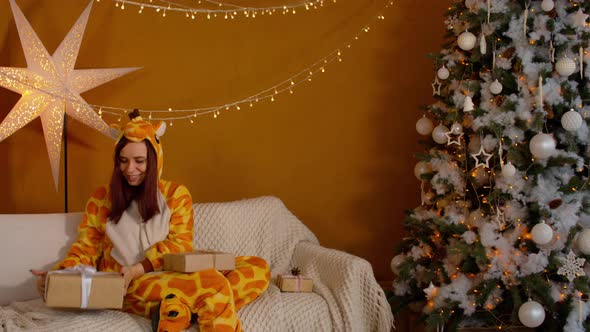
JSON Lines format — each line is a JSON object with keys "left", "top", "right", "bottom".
{"left": 119, "top": 141, "right": 148, "bottom": 186}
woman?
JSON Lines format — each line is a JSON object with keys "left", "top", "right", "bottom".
{"left": 33, "top": 110, "right": 270, "bottom": 332}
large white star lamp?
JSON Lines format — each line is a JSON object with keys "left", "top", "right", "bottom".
{"left": 0, "top": 0, "right": 139, "bottom": 190}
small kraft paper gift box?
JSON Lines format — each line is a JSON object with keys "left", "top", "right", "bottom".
{"left": 45, "top": 266, "right": 125, "bottom": 309}
{"left": 277, "top": 268, "right": 313, "bottom": 293}
{"left": 163, "top": 250, "right": 235, "bottom": 273}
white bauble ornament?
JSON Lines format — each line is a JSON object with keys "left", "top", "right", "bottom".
{"left": 458, "top": 31, "right": 477, "bottom": 51}
{"left": 555, "top": 56, "right": 576, "bottom": 77}
{"left": 489, "top": 79, "right": 503, "bottom": 94}
{"left": 531, "top": 221, "right": 553, "bottom": 245}
{"left": 541, "top": 0, "right": 554, "bottom": 12}
{"left": 577, "top": 229, "right": 590, "bottom": 255}
{"left": 416, "top": 116, "right": 434, "bottom": 135}
{"left": 463, "top": 95, "right": 475, "bottom": 112}
{"left": 501, "top": 162, "right": 516, "bottom": 178}
{"left": 432, "top": 124, "right": 450, "bottom": 144}
{"left": 414, "top": 161, "right": 432, "bottom": 180}
{"left": 561, "top": 109, "right": 583, "bottom": 131}
{"left": 529, "top": 133, "right": 556, "bottom": 159}
{"left": 518, "top": 300, "right": 545, "bottom": 328}
{"left": 390, "top": 255, "right": 406, "bottom": 274}
{"left": 450, "top": 122, "right": 463, "bottom": 133}
{"left": 437, "top": 66, "right": 450, "bottom": 80}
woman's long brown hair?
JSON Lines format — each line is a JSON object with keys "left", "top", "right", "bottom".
{"left": 108, "top": 137, "right": 160, "bottom": 224}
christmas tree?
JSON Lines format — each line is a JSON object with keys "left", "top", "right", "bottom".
{"left": 391, "top": 1, "right": 590, "bottom": 331}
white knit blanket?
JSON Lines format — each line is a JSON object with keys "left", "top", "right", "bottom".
{"left": 1, "top": 196, "right": 393, "bottom": 331}
{"left": 193, "top": 196, "right": 394, "bottom": 331}
{"left": 0, "top": 300, "right": 154, "bottom": 332}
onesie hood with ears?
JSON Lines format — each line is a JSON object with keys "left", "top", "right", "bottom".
{"left": 110, "top": 110, "right": 166, "bottom": 178}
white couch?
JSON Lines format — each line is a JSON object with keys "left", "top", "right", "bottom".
{"left": 0, "top": 196, "right": 393, "bottom": 331}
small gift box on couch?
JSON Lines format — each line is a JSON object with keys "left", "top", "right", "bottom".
{"left": 277, "top": 267, "right": 313, "bottom": 293}
{"left": 163, "top": 250, "right": 235, "bottom": 273}
{"left": 45, "top": 266, "right": 125, "bottom": 309}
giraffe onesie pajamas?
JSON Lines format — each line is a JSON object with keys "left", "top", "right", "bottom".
{"left": 54, "top": 114, "right": 270, "bottom": 332}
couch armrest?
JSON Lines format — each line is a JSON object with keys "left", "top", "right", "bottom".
{"left": 291, "top": 241, "right": 394, "bottom": 332}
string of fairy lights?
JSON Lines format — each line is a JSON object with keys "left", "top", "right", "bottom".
{"left": 105, "top": 0, "right": 337, "bottom": 18}
{"left": 0, "top": 0, "right": 392, "bottom": 124}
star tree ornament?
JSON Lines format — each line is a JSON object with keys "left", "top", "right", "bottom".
{"left": 569, "top": 8, "right": 589, "bottom": 28}
{"left": 445, "top": 124, "right": 464, "bottom": 146}
{"left": 431, "top": 77, "right": 442, "bottom": 96}
{"left": 557, "top": 250, "right": 586, "bottom": 282}
{"left": 471, "top": 145, "right": 493, "bottom": 168}
{"left": 0, "top": 0, "right": 139, "bottom": 189}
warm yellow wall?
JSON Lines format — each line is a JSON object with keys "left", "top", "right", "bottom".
{"left": 0, "top": 0, "right": 450, "bottom": 282}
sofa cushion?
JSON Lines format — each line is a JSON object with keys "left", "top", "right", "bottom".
{"left": 0, "top": 213, "right": 82, "bottom": 306}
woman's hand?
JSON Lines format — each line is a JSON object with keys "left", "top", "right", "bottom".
{"left": 120, "top": 263, "right": 145, "bottom": 291}
{"left": 30, "top": 269, "right": 48, "bottom": 301}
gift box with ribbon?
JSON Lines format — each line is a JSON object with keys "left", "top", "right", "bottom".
{"left": 277, "top": 273, "right": 313, "bottom": 293}
{"left": 163, "top": 250, "right": 235, "bottom": 273}
{"left": 44, "top": 266, "right": 125, "bottom": 309}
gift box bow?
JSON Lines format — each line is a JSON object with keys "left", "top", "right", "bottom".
{"left": 46, "top": 265, "right": 118, "bottom": 308}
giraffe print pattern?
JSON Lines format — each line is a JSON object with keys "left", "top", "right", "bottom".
{"left": 55, "top": 180, "right": 270, "bottom": 331}
{"left": 124, "top": 256, "right": 269, "bottom": 331}
{"left": 110, "top": 115, "right": 166, "bottom": 178}
{"left": 56, "top": 180, "right": 194, "bottom": 272}
{"left": 223, "top": 256, "right": 271, "bottom": 311}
